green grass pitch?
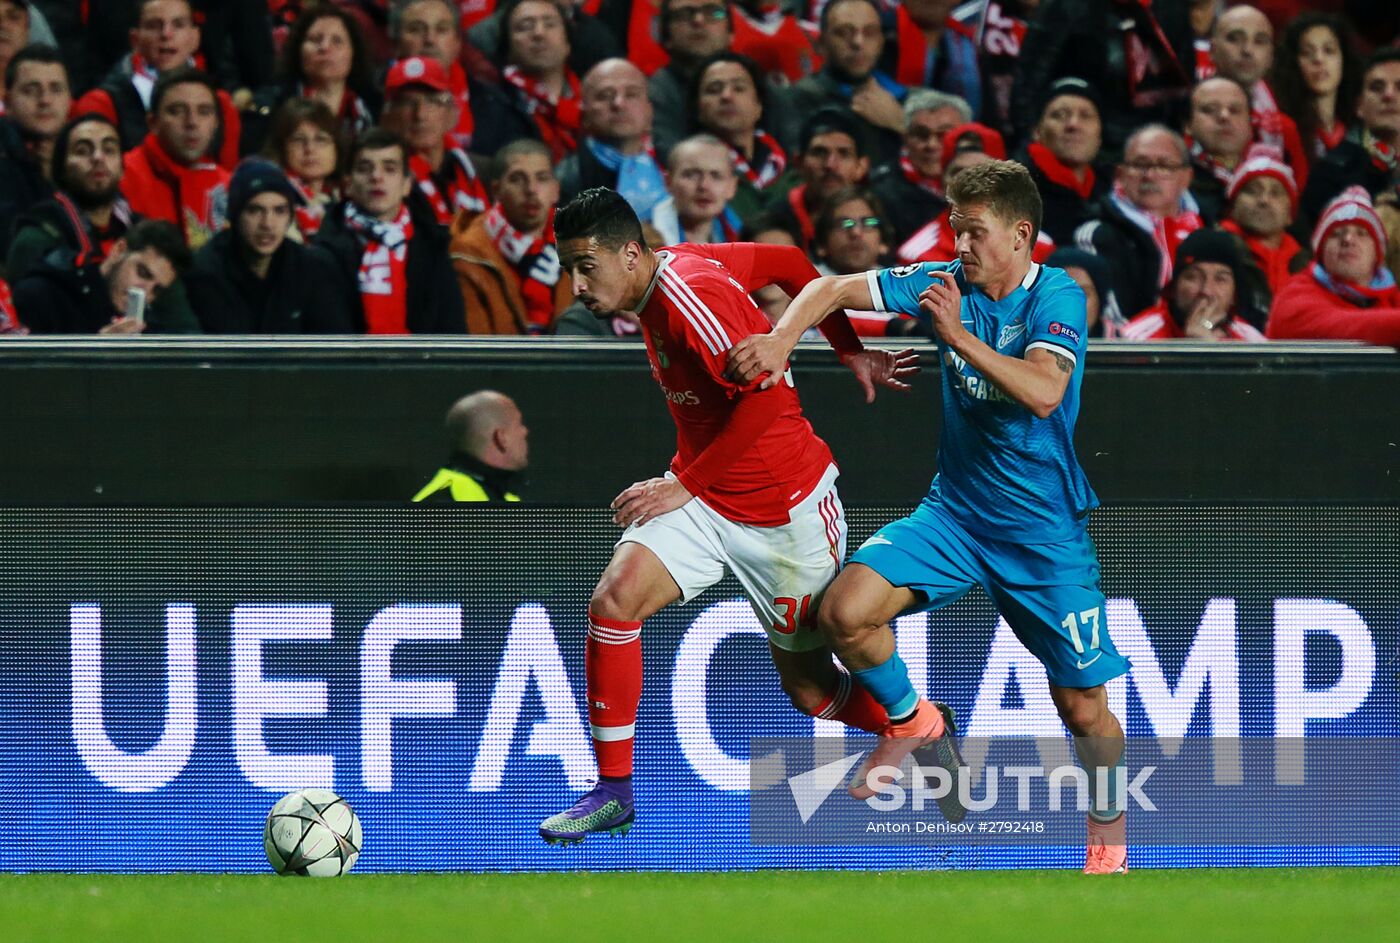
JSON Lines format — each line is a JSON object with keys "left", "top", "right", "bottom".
{"left": 2, "top": 869, "right": 1397, "bottom": 943}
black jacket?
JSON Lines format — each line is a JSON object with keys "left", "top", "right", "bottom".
{"left": 1011, "top": 0, "right": 1193, "bottom": 156}
{"left": 0, "top": 119, "right": 54, "bottom": 267}
{"left": 555, "top": 142, "right": 621, "bottom": 206}
{"left": 186, "top": 230, "right": 356, "bottom": 334}
{"left": 1297, "top": 129, "right": 1399, "bottom": 238}
{"left": 311, "top": 195, "right": 467, "bottom": 335}
{"left": 1072, "top": 196, "right": 1167, "bottom": 320}
{"left": 868, "top": 164, "right": 947, "bottom": 251}
{"left": 11, "top": 249, "right": 123, "bottom": 334}
{"left": 467, "top": 82, "right": 548, "bottom": 159}
{"left": 789, "top": 69, "right": 903, "bottom": 167}
{"left": 1018, "top": 149, "right": 1110, "bottom": 247}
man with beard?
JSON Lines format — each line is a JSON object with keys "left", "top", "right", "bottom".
{"left": 759, "top": 108, "right": 870, "bottom": 256}
{"left": 1121, "top": 228, "right": 1267, "bottom": 339}
{"left": 9, "top": 114, "right": 202, "bottom": 331}
{"left": 791, "top": 0, "right": 906, "bottom": 166}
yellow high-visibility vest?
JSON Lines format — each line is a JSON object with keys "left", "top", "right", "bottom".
{"left": 411, "top": 468, "right": 521, "bottom": 503}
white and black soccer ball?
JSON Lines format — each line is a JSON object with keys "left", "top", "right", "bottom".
{"left": 263, "top": 788, "right": 363, "bottom": 877}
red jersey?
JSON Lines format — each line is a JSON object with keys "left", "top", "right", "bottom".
{"left": 638, "top": 243, "right": 839, "bottom": 526}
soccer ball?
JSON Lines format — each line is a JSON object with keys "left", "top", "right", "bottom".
{"left": 263, "top": 788, "right": 363, "bottom": 877}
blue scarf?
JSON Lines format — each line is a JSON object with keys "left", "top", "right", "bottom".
{"left": 1310, "top": 262, "right": 1398, "bottom": 308}
{"left": 586, "top": 138, "right": 668, "bottom": 222}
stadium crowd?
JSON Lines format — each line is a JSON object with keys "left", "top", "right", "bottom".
{"left": 0, "top": 0, "right": 1398, "bottom": 343}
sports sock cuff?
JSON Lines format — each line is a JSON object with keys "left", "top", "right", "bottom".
{"left": 851, "top": 652, "right": 920, "bottom": 719}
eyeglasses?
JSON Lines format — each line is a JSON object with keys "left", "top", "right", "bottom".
{"left": 838, "top": 216, "right": 882, "bottom": 231}
{"left": 1122, "top": 160, "right": 1188, "bottom": 174}
{"left": 667, "top": 4, "right": 727, "bottom": 23}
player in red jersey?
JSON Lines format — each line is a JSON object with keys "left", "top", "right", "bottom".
{"left": 539, "top": 187, "right": 922, "bottom": 844}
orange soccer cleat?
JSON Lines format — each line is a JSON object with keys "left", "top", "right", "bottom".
{"left": 847, "top": 698, "right": 947, "bottom": 800}
{"left": 1083, "top": 813, "right": 1128, "bottom": 874}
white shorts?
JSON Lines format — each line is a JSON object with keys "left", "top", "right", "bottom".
{"left": 618, "top": 463, "right": 847, "bottom": 652}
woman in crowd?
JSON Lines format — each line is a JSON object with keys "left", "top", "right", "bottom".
{"left": 262, "top": 98, "right": 343, "bottom": 241}
{"left": 1271, "top": 12, "right": 1362, "bottom": 163}
{"left": 689, "top": 52, "right": 792, "bottom": 223}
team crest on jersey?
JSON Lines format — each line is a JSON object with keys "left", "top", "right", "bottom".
{"left": 890, "top": 264, "right": 923, "bottom": 278}
{"left": 997, "top": 320, "right": 1026, "bottom": 350}
{"left": 651, "top": 330, "right": 670, "bottom": 368}
{"left": 1048, "top": 322, "right": 1082, "bottom": 343}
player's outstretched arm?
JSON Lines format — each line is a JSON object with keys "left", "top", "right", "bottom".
{"left": 727, "top": 273, "right": 876, "bottom": 388}
{"left": 921, "top": 273, "right": 1073, "bottom": 419}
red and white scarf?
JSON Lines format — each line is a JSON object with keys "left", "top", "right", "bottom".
{"left": 502, "top": 65, "right": 581, "bottom": 162}
{"left": 447, "top": 60, "right": 475, "bottom": 150}
{"left": 345, "top": 202, "right": 414, "bottom": 334}
{"left": 898, "top": 148, "right": 943, "bottom": 197}
{"left": 1362, "top": 128, "right": 1398, "bottom": 175}
{"left": 288, "top": 174, "right": 336, "bottom": 241}
{"left": 1187, "top": 135, "right": 1236, "bottom": 187}
{"left": 483, "top": 202, "right": 561, "bottom": 333}
{"left": 410, "top": 141, "right": 489, "bottom": 225}
{"left": 1110, "top": 184, "right": 1203, "bottom": 288}
{"left": 729, "top": 130, "right": 786, "bottom": 189}
{"left": 134, "top": 134, "right": 228, "bottom": 249}
{"left": 1250, "top": 81, "right": 1290, "bottom": 152}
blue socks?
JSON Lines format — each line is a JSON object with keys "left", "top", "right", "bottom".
{"left": 852, "top": 651, "right": 920, "bottom": 723}
{"left": 1087, "top": 758, "right": 1126, "bottom": 822}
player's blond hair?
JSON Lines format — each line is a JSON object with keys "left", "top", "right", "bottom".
{"left": 945, "top": 160, "right": 1044, "bottom": 240}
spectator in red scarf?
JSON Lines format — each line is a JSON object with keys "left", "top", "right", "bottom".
{"left": 557, "top": 59, "right": 668, "bottom": 221}
{"left": 687, "top": 51, "right": 789, "bottom": 223}
{"left": 1268, "top": 185, "right": 1400, "bottom": 345}
{"left": 1221, "top": 145, "right": 1308, "bottom": 304}
{"left": 1271, "top": 12, "right": 1362, "bottom": 165}
{"left": 1018, "top": 76, "right": 1107, "bottom": 246}
{"left": 1073, "top": 124, "right": 1203, "bottom": 321}
{"left": 380, "top": 55, "right": 489, "bottom": 227}
{"left": 120, "top": 67, "right": 230, "bottom": 251}
{"left": 389, "top": 0, "right": 484, "bottom": 151}
{"left": 313, "top": 127, "right": 465, "bottom": 334}
{"left": 757, "top": 106, "right": 869, "bottom": 256}
{"left": 450, "top": 138, "right": 569, "bottom": 334}
{"left": 878, "top": 0, "right": 981, "bottom": 119}
{"left": 1298, "top": 48, "right": 1400, "bottom": 237}
{"left": 74, "top": 0, "right": 242, "bottom": 171}
{"left": 261, "top": 98, "right": 342, "bottom": 241}
{"left": 649, "top": 134, "right": 741, "bottom": 245}
{"left": 1012, "top": 0, "right": 1193, "bottom": 157}
{"left": 870, "top": 89, "right": 966, "bottom": 259}
{"left": 1209, "top": 4, "right": 1309, "bottom": 189}
{"left": 1122, "top": 228, "right": 1267, "bottom": 340}
{"left": 472, "top": 0, "right": 582, "bottom": 162}
{"left": 1186, "top": 76, "right": 1255, "bottom": 223}
{"left": 247, "top": 5, "right": 382, "bottom": 156}
{"left": 0, "top": 44, "right": 65, "bottom": 260}
{"left": 791, "top": 0, "right": 907, "bottom": 166}
{"left": 650, "top": 0, "right": 733, "bottom": 156}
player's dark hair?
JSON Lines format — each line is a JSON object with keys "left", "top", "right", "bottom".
{"left": 123, "top": 219, "right": 192, "bottom": 276}
{"left": 946, "top": 160, "right": 1044, "bottom": 240}
{"left": 149, "top": 66, "right": 218, "bottom": 116}
{"left": 554, "top": 188, "right": 647, "bottom": 250}
{"left": 4, "top": 43, "right": 67, "bottom": 94}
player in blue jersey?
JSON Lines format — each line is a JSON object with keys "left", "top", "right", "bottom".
{"left": 727, "top": 160, "right": 1131, "bottom": 874}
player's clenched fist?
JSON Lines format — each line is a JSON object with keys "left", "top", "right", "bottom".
{"left": 611, "top": 477, "right": 693, "bottom": 527}
{"left": 725, "top": 332, "right": 790, "bottom": 389}
{"left": 919, "top": 271, "right": 967, "bottom": 345}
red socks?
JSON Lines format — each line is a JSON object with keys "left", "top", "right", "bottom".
{"left": 811, "top": 667, "right": 890, "bottom": 733}
{"left": 585, "top": 610, "right": 643, "bottom": 778}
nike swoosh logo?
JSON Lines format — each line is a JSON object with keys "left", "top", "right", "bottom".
{"left": 1076, "top": 652, "right": 1103, "bottom": 670}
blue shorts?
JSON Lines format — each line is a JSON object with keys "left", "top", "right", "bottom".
{"left": 850, "top": 498, "right": 1130, "bottom": 689}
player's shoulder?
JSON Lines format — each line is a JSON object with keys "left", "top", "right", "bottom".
{"left": 660, "top": 245, "right": 730, "bottom": 279}
{"left": 1030, "top": 263, "right": 1087, "bottom": 308}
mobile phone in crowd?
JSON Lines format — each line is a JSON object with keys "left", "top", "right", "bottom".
{"left": 125, "top": 287, "right": 147, "bottom": 324}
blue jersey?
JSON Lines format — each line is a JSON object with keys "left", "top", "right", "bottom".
{"left": 867, "top": 260, "right": 1098, "bottom": 543}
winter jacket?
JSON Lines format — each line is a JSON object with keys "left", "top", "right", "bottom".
{"left": 448, "top": 210, "right": 571, "bottom": 334}
{"left": 186, "top": 229, "right": 356, "bottom": 334}
{"left": 1265, "top": 269, "right": 1400, "bottom": 346}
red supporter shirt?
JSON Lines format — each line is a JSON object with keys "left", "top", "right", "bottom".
{"left": 638, "top": 243, "right": 841, "bottom": 526}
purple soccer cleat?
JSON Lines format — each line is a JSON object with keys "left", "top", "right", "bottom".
{"left": 539, "top": 779, "right": 635, "bottom": 845}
